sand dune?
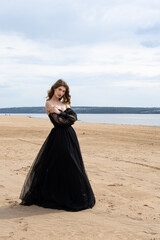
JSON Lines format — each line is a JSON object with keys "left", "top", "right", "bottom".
{"left": 0, "top": 115, "right": 160, "bottom": 240}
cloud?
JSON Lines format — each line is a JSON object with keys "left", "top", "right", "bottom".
{"left": 0, "top": 0, "right": 160, "bottom": 46}
{"left": 136, "top": 23, "right": 160, "bottom": 35}
{"left": 0, "top": 1, "right": 160, "bottom": 107}
{"left": 110, "top": 80, "right": 160, "bottom": 88}
{"left": 1, "top": 32, "right": 160, "bottom": 86}
{"left": 141, "top": 41, "right": 160, "bottom": 48}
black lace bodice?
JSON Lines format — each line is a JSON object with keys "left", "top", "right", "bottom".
{"left": 48, "top": 108, "right": 77, "bottom": 127}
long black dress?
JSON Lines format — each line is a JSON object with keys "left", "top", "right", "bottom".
{"left": 19, "top": 108, "right": 96, "bottom": 211}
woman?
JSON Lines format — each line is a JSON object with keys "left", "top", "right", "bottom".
{"left": 19, "top": 79, "right": 96, "bottom": 211}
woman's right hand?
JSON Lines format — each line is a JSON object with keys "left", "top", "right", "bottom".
{"left": 49, "top": 105, "right": 61, "bottom": 114}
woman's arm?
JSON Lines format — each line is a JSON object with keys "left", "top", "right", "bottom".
{"left": 45, "top": 101, "right": 60, "bottom": 115}
{"left": 59, "top": 109, "right": 77, "bottom": 122}
{"left": 49, "top": 108, "right": 77, "bottom": 126}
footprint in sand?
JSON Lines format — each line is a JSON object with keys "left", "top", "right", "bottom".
{"left": 9, "top": 232, "right": 14, "bottom": 238}
{"left": 14, "top": 166, "right": 30, "bottom": 175}
{"left": 14, "top": 218, "right": 28, "bottom": 232}
{"left": 14, "top": 218, "right": 24, "bottom": 223}
{"left": 108, "top": 203, "right": 114, "bottom": 208}
{"left": 5, "top": 198, "right": 19, "bottom": 207}
{"left": 98, "top": 198, "right": 106, "bottom": 203}
{"left": 22, "top": 225, "right": 28, "bottom": 232}
{"left": 107, "top": 183, "right": 123, "bottom": 186}
{"left": 16, "top": 218, "right": 25, "bottom": 223}
{"left": 0, "top": 232, "right": 14, "bottom": 239}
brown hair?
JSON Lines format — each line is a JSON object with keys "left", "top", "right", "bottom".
{"left": 46, "top": 79, "right": 71, "bottom": 105}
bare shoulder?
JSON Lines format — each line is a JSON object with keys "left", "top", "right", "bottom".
{"left": 45, "top": 99, "right": 51, "bottom": 105}
{"left": 65, "top": 103, "right": 71, "bottom": 108}
{"left": 45, "top": 100, "right": 51, "bottom": 109}
{"left": 45, "top": 100, "right": 52, "bottom": 114}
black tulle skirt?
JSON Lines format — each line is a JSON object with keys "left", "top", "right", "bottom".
{"left": 19, "top": 125, "right": 96, "bottom": 211}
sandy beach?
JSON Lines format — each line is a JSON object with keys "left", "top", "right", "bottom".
{"left": 0, "top": 115, "right": 160, "bottom": 240}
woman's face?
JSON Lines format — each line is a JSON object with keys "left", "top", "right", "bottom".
{"left": 54, "top": 86, "right": 66, "bottom": 99}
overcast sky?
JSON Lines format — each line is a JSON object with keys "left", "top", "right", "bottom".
{"left": 0, "top": 0, "right": 160, "bottom": 107}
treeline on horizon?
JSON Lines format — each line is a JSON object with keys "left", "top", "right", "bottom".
{"left": 0, "top": 106, "right": 160, "bottom": 114}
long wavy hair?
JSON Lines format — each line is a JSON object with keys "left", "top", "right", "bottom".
{"left": 46, "top": 79, "right": 71, "bottom": 105}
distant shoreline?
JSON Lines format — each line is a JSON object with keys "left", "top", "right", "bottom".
{"left": 0, "top": 106, "right": 160, "bottom": 114}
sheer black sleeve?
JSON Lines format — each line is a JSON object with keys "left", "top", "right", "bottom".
{"left": 48, "top": 108, "right": 77, "bottom": 127}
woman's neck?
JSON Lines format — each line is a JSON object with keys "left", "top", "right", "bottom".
{"left": 51, "top": 96, "right": 60, "bottom": 102}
